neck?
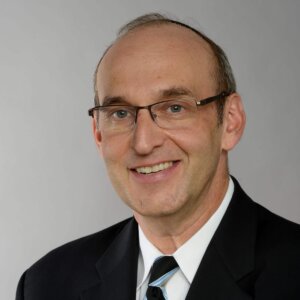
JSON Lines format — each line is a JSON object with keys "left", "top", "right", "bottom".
{"left": 134, "top": 172, "right": 229, "bottom": 254}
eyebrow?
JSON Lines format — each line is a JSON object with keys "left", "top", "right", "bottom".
{"left": 100, "top": 86, "right": 195, "bottom": 106}
{"left": 159, "top": 86, "right": 195, "bottom": 98}
{"left": 101, "top": 96, "right": 130, "bottom": 106}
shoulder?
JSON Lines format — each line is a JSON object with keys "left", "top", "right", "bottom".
{"left": 31, "top": 217, "right": 133, "bottom": 270}
{"left": 254, "top": 202, "right": 300, "bottom": 262}
{"left": 252, "top": 204, "right": 300, "bottom": 298}
{"left": 231, "top": 176, "right": 300, "bottom": 246}
{"left": 229, "top": 178, "right": 300, "bottom": 298}
{"left": 17, "top": 218, "right": 134, "bottom": 299}
{"left": 233, "top": 178, "right": 300, "bottom": 258}
{"left": 255, "top": 201, "right": 300, "bottom": 240}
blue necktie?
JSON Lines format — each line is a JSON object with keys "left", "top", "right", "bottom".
{"left": 146, "top": 256, "right": 179, "bottom": 300}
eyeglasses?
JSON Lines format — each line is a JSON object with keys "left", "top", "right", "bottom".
{"left": 88, "top": 91, "right": 231, "bottom": 134}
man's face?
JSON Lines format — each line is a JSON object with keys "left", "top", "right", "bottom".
{"left": 95, "top": 25, "right": 228, "bottom": 221}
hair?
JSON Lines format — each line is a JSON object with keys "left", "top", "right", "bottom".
{"left": 93, "top": 13, "right": 236, "bottom": 124}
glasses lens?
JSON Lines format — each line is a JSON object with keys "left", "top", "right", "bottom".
{"left": 95, "top": 106, "right": 135, "bottom": 133}
{"left": 152, "top": 99, "right": 198, "bottom": 129}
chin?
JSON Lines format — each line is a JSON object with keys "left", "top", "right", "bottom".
{"left": 131, "top": 196, "right": 184, "bottom": 218}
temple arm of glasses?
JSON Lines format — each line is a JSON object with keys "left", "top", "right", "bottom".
{"left": 196, "top": 92, "right": 231, "bottom": 106}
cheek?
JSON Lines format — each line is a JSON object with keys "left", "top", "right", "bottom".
{"left": 101, "top": 136, "right": 131, "bottom": 188}
{"left": 101, "top": 137, "right": 129, "bottom": 192}
{"left": 101, "top": 134, "right": 129, "bottom": 165}
{"left": 167, "top": 107, "right": 219, "bottom": 149}
{"left": 167, "top": 124, "right": 220, "bottom": 157}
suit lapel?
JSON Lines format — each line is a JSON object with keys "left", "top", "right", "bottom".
{"left": 186, "top": 178, "right": 257, "bottom": 300}
{"left": 80, "top": 218, "right": 139, "bottom": 300}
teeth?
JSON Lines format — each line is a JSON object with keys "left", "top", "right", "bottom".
{"left": 136, "top": 162, "right": 173, "bottom": 174}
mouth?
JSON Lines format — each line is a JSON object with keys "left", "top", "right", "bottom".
{"left": 134, "top": 161, "right": 175, "bottom": 175}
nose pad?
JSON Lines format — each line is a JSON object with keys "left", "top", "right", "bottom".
{"left": 151, "top": 111, "right": 158, "bottom": 121}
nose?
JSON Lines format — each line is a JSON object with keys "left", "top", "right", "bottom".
{"left": 131, "top": 109, "right": 166, "bottom": 155}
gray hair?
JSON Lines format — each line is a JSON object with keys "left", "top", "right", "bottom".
{"left": 94, "top": 13, "right": 236, "bottom": 123}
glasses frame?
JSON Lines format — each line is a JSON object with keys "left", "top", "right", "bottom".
{"left": 88, "top": 91, "right": 231, "bottom": 125}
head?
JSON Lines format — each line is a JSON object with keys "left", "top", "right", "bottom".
{"left": 91, "top": 13, "right": 245, "bottom": 225}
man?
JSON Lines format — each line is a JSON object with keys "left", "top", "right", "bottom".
{"left": 16, "top": 13, "right": 300, "bottom": 300}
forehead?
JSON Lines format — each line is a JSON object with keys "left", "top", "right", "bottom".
{"left": 96, "top": 24, "right": 216, "bottom": 102}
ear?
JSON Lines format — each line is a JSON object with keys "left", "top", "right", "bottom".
{"left": 92, "top": 118, "right": 103, "bottom": 155}
{"left": 221, "top": 93, "right": 246, "bottom": 151}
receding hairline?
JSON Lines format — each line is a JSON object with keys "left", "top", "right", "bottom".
{"left": 94, "top": 21, "right": 219, "bottom": 97}
{"left": 117, "top": 19, "right": 208, "bottom": 44}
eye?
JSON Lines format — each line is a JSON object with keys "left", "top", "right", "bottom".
{"left": 155, "top": 100, "right": 191, "bottom": 117}
{"left": 113, "top": 109, "right": 129, "bottom": 119}
{"left": 169, "top": 104, "right": 183, "bottom": 113}
{"left": 101, "top": 106, "right": 133, "bottom": 121}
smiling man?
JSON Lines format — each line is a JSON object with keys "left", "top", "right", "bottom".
{"left": 16, "top": 13, "right": 300, "bottom": 300}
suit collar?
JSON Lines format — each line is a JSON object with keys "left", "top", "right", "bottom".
{"left": 80, "top": 218, "right": 139, "bottom": 300}
{"left": 212, "top": 177, "right": 257, "bottom": 280}
{"left": 186, "top": 177, "right": 257, "bottom": 299}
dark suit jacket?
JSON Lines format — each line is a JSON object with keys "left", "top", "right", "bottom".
{"left": 16, "top": 178, "right": 300, "bottom": 299}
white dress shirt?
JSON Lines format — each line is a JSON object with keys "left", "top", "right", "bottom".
{"left": 136, "top": 177, "right": 234, "bottom": 300}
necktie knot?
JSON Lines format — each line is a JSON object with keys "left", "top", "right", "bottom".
{"left": 146, "top": 256, "right": 179, "bottom": 300}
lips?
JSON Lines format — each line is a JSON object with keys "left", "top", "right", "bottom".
{"left": 134, "top": 161, "right": 174, "bottom": 174}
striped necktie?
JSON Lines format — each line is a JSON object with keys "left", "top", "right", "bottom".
{"left": 145, "top": 256, "right": 179, "bottom": 300}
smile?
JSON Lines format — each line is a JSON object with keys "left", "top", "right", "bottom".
{"left": 135, "top": 161, "right": 174, "bottom": 174}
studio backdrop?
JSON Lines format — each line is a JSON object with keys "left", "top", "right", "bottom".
{"left": 1, "top": 1, "right": 299, "bottom": 299}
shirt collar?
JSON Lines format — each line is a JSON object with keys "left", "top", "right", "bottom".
{"left": 137, "top": 225, "right": 163, "bottom": 288}
{"left": 137, "top": 177, "right": 234, "bottom": 286}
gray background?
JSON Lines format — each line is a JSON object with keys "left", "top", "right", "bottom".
{"left": 1, "top": 0, "right": 299, "bottom": 298}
